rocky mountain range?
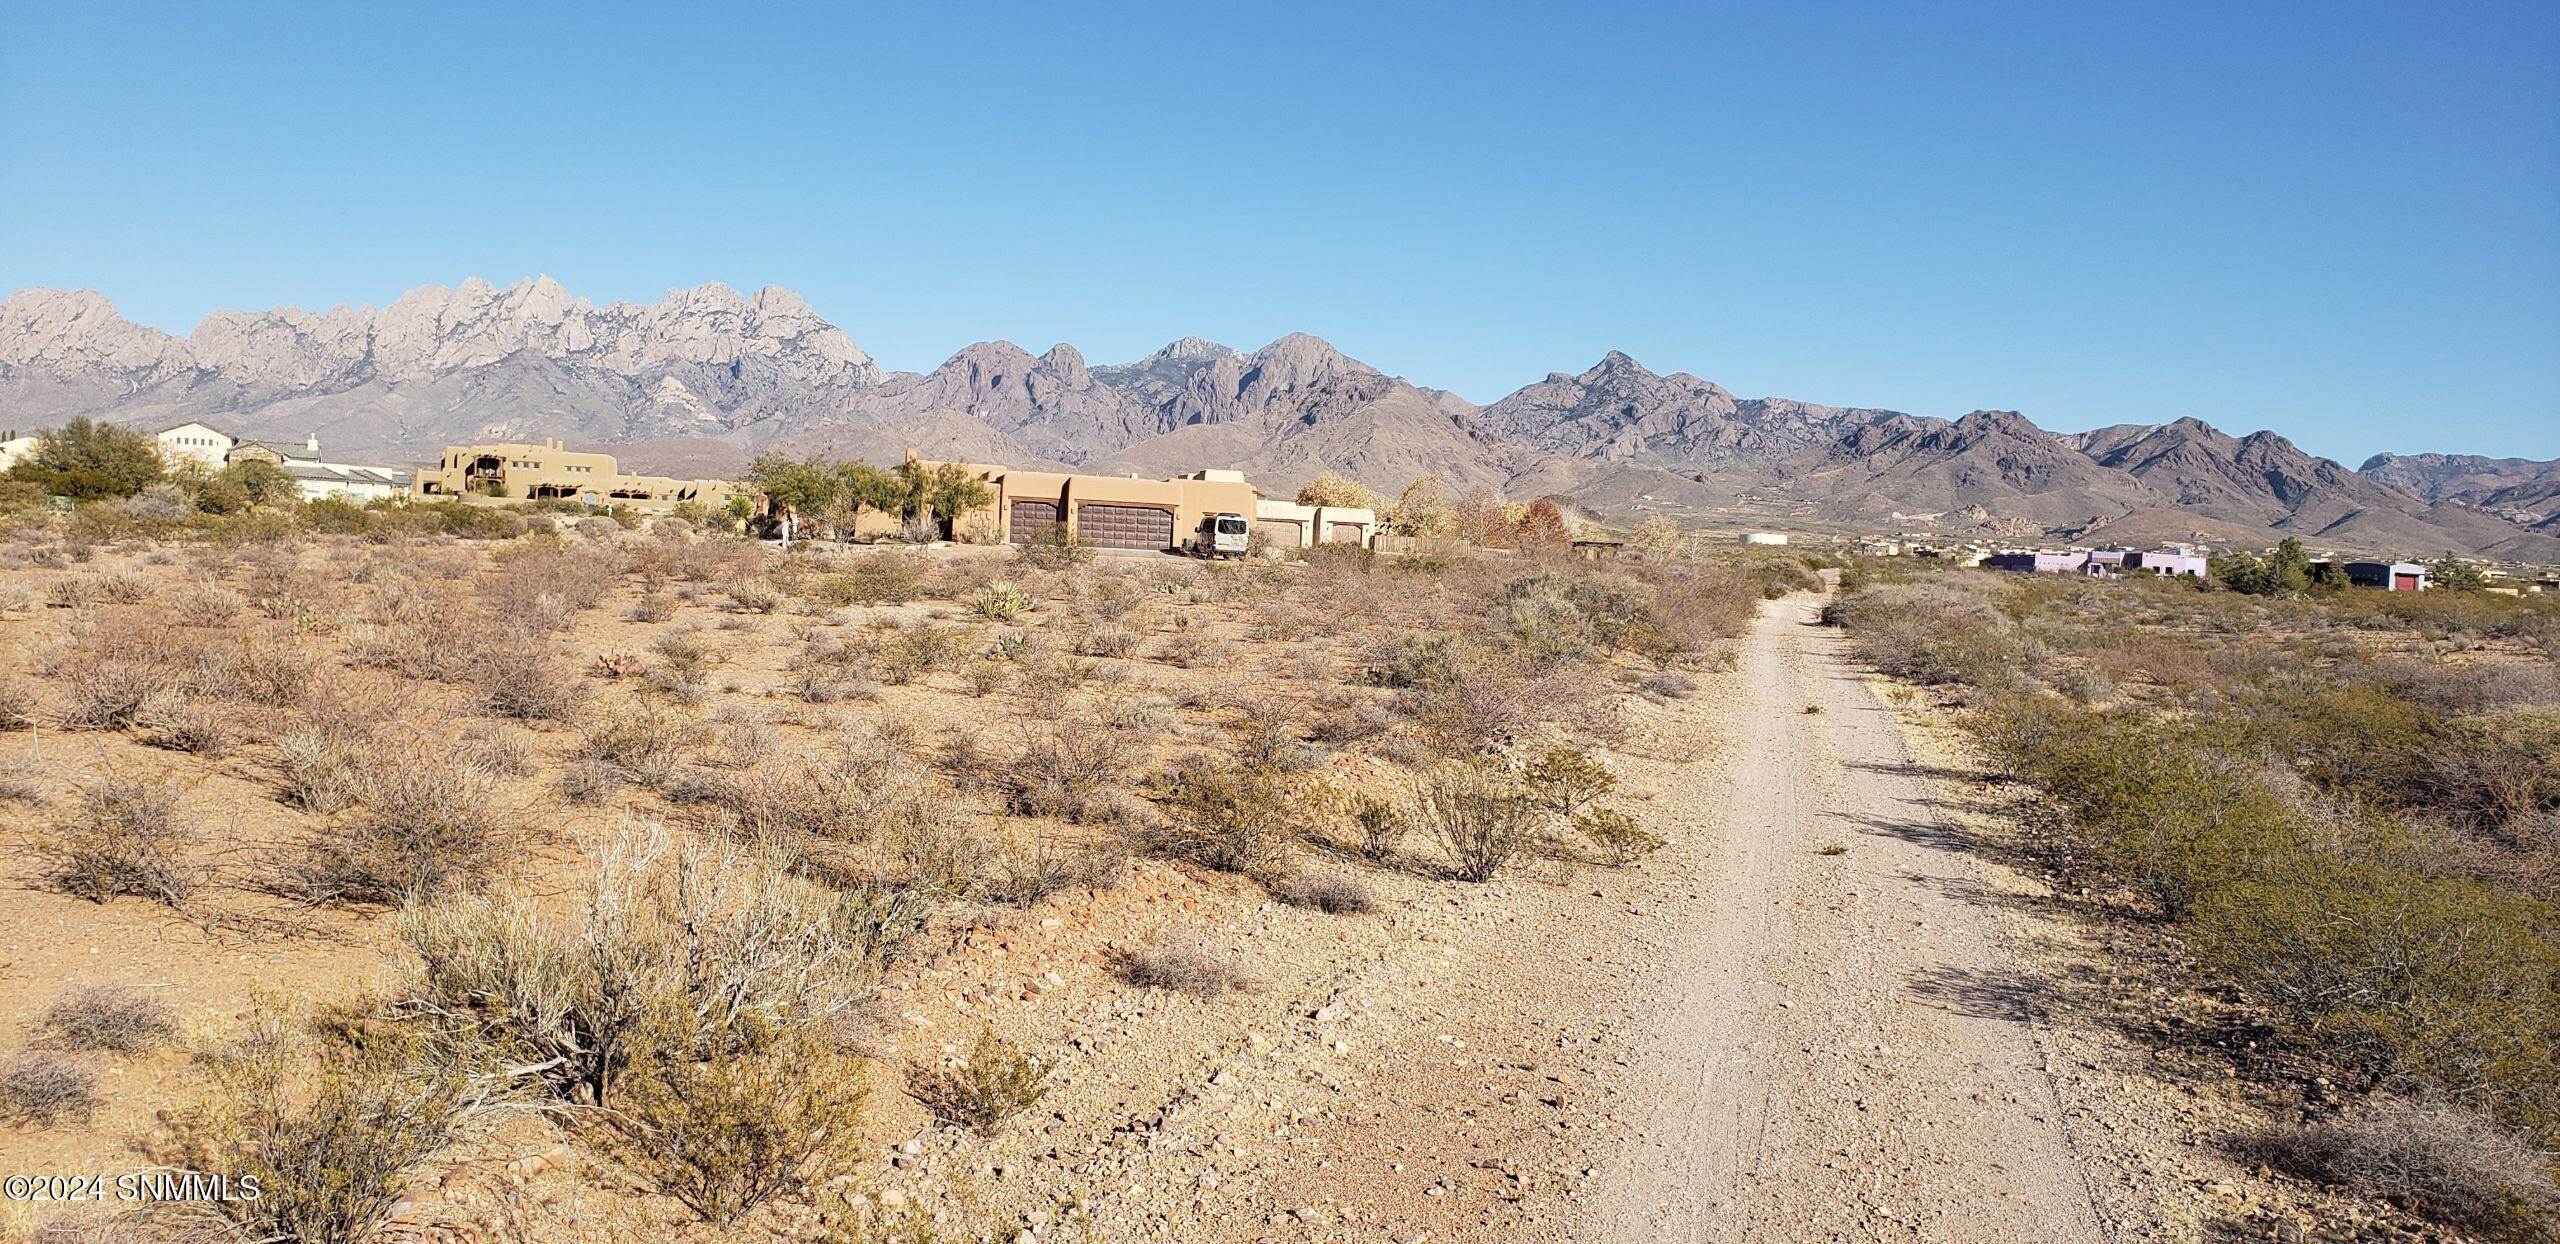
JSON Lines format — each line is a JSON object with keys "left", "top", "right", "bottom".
{"left": 3, "top": 278, "right": 2554, "bottom": 559}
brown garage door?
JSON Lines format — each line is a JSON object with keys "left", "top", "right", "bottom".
{"left": 1008, "top": 500, "right": 1060, "bottom": 543}
{"left": 1263, "top": 519, "right": 1305, "bottom": 549}
{"left": 1327, "top": 521, "right": 1365, "bottom": 545}
{"left": 1076, "top": 503, "right": 1174, "bottom": 550}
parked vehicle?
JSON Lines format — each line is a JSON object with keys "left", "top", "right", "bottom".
{"left": 1192, "top": 512, "right": 1250, "bottom": 559}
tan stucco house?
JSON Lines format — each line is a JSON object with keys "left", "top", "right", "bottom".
{"left": 414, "top": 439, "right": 739, "bottom": 511}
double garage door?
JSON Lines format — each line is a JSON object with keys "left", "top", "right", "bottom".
{"left": 1075, "top": 503, "right": 1175, "bottom": 550}
{"left": 1262, "top": 519, "right": 1306, "bottom": 549}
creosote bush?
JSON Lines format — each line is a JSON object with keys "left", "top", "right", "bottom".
{"left": 289, "top": 754, "right": 506, "bottom": 905}
{"left": 1273, "top": 871, "right": 1376, "bottom": 914}
{"left": 1411, "top": 757, "right": 1545, "bottom": 882}
{"left": 161, "top": 1003, "right": 489, "bottom": 1244}
{"left": 613, "top": 1024, "right": 870, "bottom": 1227}
{"left": 907, "top": 1025, "right": 1048, "bottom": 1135}
{"left": 1575, "top": 807, "right": 1665, "bottom": 866}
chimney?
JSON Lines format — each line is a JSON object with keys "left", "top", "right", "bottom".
{"left": 305, "top": 432, "right": 320, "bottom": 454}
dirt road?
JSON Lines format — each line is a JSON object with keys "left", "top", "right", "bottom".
{"left": 1574, "top": 586, "right": 2107, "bottom": 1242}
{"left": 1075, "top": 585, "right": 2134, "bottom": 1242}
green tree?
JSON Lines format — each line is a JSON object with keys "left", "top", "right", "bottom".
{"left": 2430, "top": 556, "right": 2486, "bottom": 592}
{"left": 839, "top": 461, "right": 908, "bottom": 515}
{"left": 2216, "top": 537, "right": 2312, "bottom": 596}
{"left": 7, "top": 418, "right": 164, "bottom": 499}
{"left": 899, "top": 459, "right": 992, "bottom": 520}
{"left": 745, "top": 454, "right": 842, "bottom": 519}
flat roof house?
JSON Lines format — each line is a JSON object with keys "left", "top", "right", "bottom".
{"left": 1985, "top": 551, "right": 2086, "bottom": 574}
{"left": 414, "top": 439, "right": 739, "bottom": 511}
{"left": 895, "top": 455, "right": 1374, "bottom": 553}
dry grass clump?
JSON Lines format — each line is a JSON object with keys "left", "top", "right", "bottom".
{"left": 2256, "top": 1098, "right": 2558, "bottom": 1238}
{"left": 55, "top": 657, "right": 171, "bottom": 730}
{"left": 0, "top": 1051, "right": 102, "bottom": 1126}
{"left": 135, "top": 690, "right": 235, "bottom": 757}
{"left": 907, "top": 1024, "right": 1049, "bottom": 1135}
{"left": 579, "top": 706, "right": 690, "bottom": 788}
{"left": 1112, "top": 943, "right": 1252, "bottom": 996}
{"left": 1273, "top": 871, "right": 1376, "bottom": 914}
{"left": 39, "top": 772, "right": 200, "bottom": 907}
{"left": 40, "top": 982, "right": 178, "bottom": 1053}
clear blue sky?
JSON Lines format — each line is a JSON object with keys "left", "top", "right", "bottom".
{"left": 4, "top": 1, "right": 2555, "bottom": 462}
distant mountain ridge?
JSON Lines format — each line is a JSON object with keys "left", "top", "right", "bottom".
{"left": 2, "top": 279, "right": 2553, "bottom": 559}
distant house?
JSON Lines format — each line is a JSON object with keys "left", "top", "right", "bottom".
{"left": 155, "top": 421, "right": 236, "bottom": 470}
{"left": 1985, "top": 551, "right": 2085, "bottom": 575}
{"left": 226, "top": 433, "right": 408, "bottom": 502}
{"left": 1740, "top": 532, "right": 1789, "bottom": 546}
{"left": 2124, "top": 549, "right": 2207, "bottom": 578}
{"left": 2344, "top": 561, "right": 2429, "bottom": 591}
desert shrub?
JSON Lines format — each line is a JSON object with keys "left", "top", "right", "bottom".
{"left": 41, "top": 772, "right": 199, "bottom": 907}
{"left": 1111, "top": 944, "right": 1251, "bottom": 996}
{"left": 1011, "top": 528, "right": 1092, "bottom": 570}
{"left": 1825, "top": 581, "right": 2042, "bottom": 689}
{"left": 2190, "top": 857, "right": 2560, "bottom": 1135}
{"left": 163, "top": 1006, "right": 484, "bottom": 1244}
{"left": 1273, "top": 871, "right": 1376, "bottom": 914}
{"left": 396, "top": 830, "right": 858, "bottom": 1107}
{"left": 475, "top": 644, "right": 586, "bottom": 722}
{"left": 2428, "top": 709, "right": 2560, "bottom": 839}
{"left": 613, "top": 1025, "right": 869, "bottom": 1226}
{"left": 980, "top": 840, "right": 1127, "bottom": 906}
{"left": 1077, "top": 622, "right": 1141, "bottom": 659}
{"left": 963, "top": 659, "right": 1009, "bottom": 697}
{"left": 813, "top": 552, "right": 931, "bottom": 606}
{"left": 1003, "top": 724, "right": 1133, "bottom": 823}
{"left": 725, "top": 580, "right": 783, "bottom": 614}
{"left": 1349, "top": 794, "right": 1408, "bottom": 861}
{"left": 1523, "top": 745, "right": 1616, "bottom": 819}
{"left": 276, "top": 724, "right": 368, "bottom": 815}
{"left": 839, "top": 882, "right": 937, "bottom": 968}
{"left": 1575, "top": 807, "right": 1665, "bottom": 866}
{"left": 1155, "top": 755, "right": 1299, "bottom": 873}
{"left": 41, "top": 982, "right": 177, "bottom": 1054}
{"left": 0, "top": 675, "right": 31, "bottom": 730}
{"left": 135, "top": 690, "right": 234, "bottom": 757}
{"left": 289, "top": 755, "right": 506, "bottom": 905}
{"left": 580, "top": 708, "right": 690, "bottom": 788}
{"left": 56, "top": 658, "right": 169, "bottom": 730}
{"left": 0, "top": 1052, "right": 101, "bottom": 1126}
{"left": 631, "top": 592, "right": 678, "bottom": 622}
{"left": 174, "top": 583, "right": 247, "bottom": 625}
{"left": 1639, "top": 669, "right": 1698, "bottom": 700}
{"left": 1411, "top": 758, "right": 1545, "bottom": 882}
{"left": 888, "top": 802, "right": 994, "bottom": 896}
{"left": 968, "top": 580, "right": 1030, "bottom": 621}
{"left": 2257, "top": 1097, "right": 2558, "bottom": 1238}
{"left": 907, "top": 1025, "right": 1048, "bottom": 1135}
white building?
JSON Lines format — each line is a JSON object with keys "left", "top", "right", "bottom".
{"left": 225, "top": 434, "right": 408, "bottom": 502}
{"left": 0, "top": 433, "right": 44, "bottom": 471}
{"left": 1740, "top": 532, "right": 1790, "bottom": 546}
{"left": 155, "top": 421, "right": 237, "bottom": 470}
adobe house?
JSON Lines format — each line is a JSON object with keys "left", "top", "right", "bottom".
{"left": 413, "top": 439, "right": 739, "bottom": 511}
{"left": 905, "top": 455, "right": 1357, "bottom": 553}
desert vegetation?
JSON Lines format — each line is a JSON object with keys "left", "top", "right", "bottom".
{"left": 0, "top": 484, "right": 1780, "bottom": 1240}
{"left": 1830, "top": 562, "right": 2560, "bottom": 1235}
